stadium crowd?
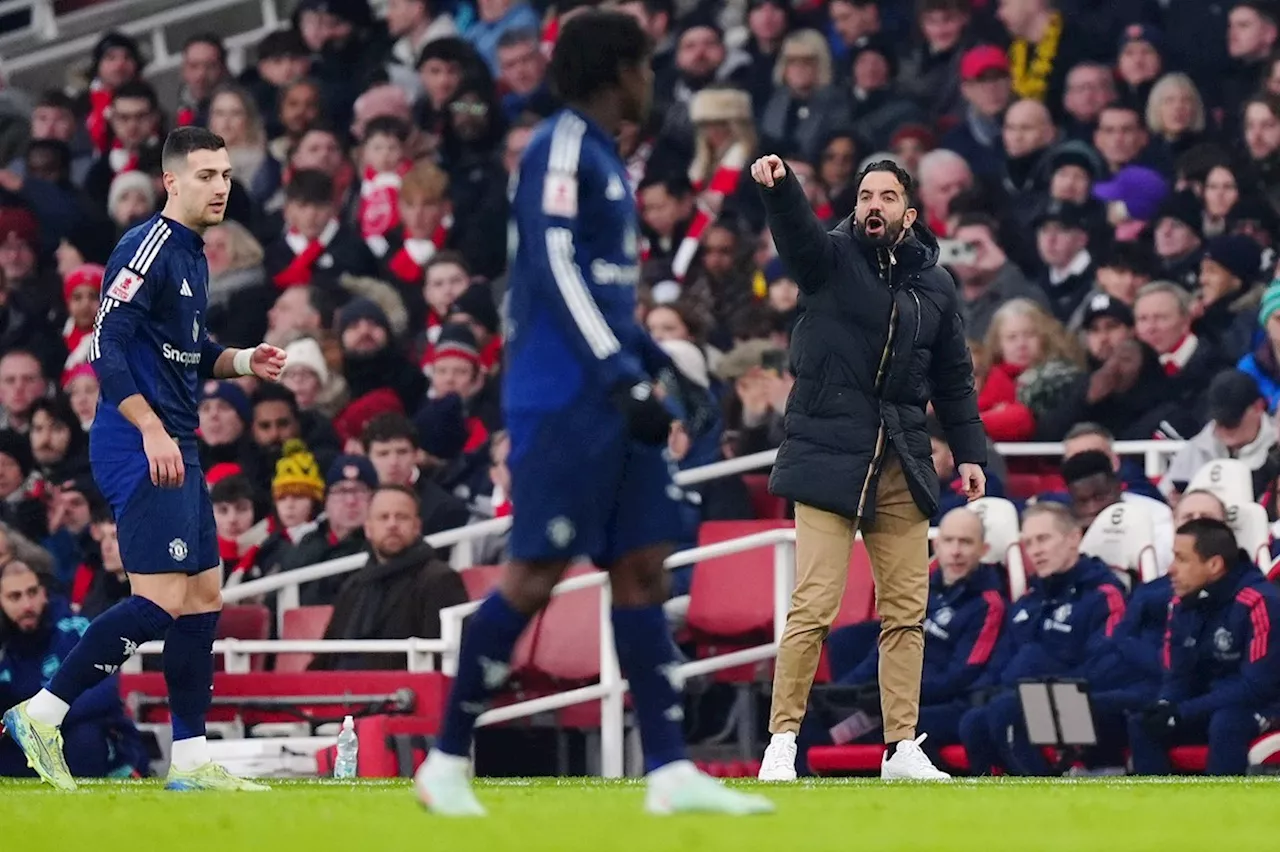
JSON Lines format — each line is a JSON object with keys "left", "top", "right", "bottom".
{"left": 7, "top": 0, "right": 1280, "bottom": 777}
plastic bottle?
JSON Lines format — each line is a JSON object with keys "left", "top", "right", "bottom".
{"left": 334, "top": 715, "right": 359, "bottom": 779}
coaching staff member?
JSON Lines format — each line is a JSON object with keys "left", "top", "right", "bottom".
{"left": 751, "top": 153, "right": 987, "bottom": 782}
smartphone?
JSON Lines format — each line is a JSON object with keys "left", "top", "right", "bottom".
{"left": 762, "top": 350, "right": 787, "bottom": 374}
{"left": 938, "top": 239, "right": 977, "bottom": 266}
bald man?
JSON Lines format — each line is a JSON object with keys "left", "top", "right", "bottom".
{"left": 810, "top": 509, "right": 1006, "bottom": 771}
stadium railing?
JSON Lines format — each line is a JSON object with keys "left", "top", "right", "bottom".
{"left": 222, "top": 438, "right": 1185, "bottom": 623}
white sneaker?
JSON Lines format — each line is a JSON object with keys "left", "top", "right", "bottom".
{"left": 645, "top": 760, "right": 775, "bottom": 816}
{"left": 757, "top": 732, "right": 798, "bottom": 781}
{"left": 414, "top": 750, "right": 487, "bottom": 816}
{"left": 880, "top": 734, "right": 951, "bottom": 781}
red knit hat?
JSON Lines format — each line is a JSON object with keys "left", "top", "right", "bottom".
{"left": 0, "top": 206, "right": 39, "bottom": 252}
{"left": 332, "top": 388, "right": 405, "bottom": 444}
{"left": 63, "top": 264, "right": 106, "bottom": 303}
{"left": 206, "top": 462, "right": 243, "bottom": 486}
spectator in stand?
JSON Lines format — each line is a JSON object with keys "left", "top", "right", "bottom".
{"left": 617, "top": 0, "right": 677, "bottom": 84}
{"left": 1033, "top": 201, "right": 1098, "bottom": 324}
{"left": 288, "top": 454, "right": 377, "bottom": 606}
{"left": 176, "top": 35, "right": 229, "bottom": 129}
{"left": 106, "top": 171, "right": 155, "bottom": 236}
{"left": 979, "top": 298, "right": 1083, "bottom": 442}
{"left": 1062, "top": 448, "right": 1175, "bottom": 571}
{"left": 438, "top": 76, "right": 510, "bottom": 281}
{"left": 1130, "top": 517, "right": 1280, "bottom": 776}
{"left": 916, "top": 149, "right": 972, "bottom": 237}
{"left": 79, "top": 506, "right": 129, "bottom": 620}
{"left": 425, "top": 324, "right": 497, "bottom": 448}
{"left": 1061, "top": 63, "right": 1116, "bottom": 143}
{"left": 758, "top": 30, "right": 839, "bottom": 163}
{"left": 361, "top": 412, "right": 469, "bottom": 536}
{"left": 40, "top": 473, "right": 97, "bottom": 590}
{"left": 203, "top": 220, "right": 267, "bottom": 346}
{"left": 13, "top": 92, "right": 92, "bottom": 187}
{"left": 1094, "top": 165, "right": 1169, "bottom": 244}
{"left": 1043, "top": 142, "right": 1107, "bottom": 239}
{"left": 1242, "top": 94, "right": 1280, "bottom": 214}
{"left": 1239, "top": 280, "right": 1280, "bottom": 411}
{"left": 312, "top": 484, "right": 467, "bottom": 670}
{"left": 384, "top": 0, "right": 459, "bottom": 98}
{"left": 266, "top": 78, "right": 321, "bottom": 175}
{"left": 808, "top": 508, "right": 1005, "bottom": 770}
{"left": 448, "top": 283, "right": 503, "bottom": 379}
{"left": 826, "top": 0, "right": 882, "bottom": 71}
{"left": 413, "top": 38, "right": 482, "bottom": 149}
{"left": 1201, "top": 164, "right": 1243, "bottom": 239}
{"left": 941, "top": 45, "right": 1011, "bottom": 180}
{"left": 239, "top": 30, "right": 313, "bottom": 139}
{"left": 29, "top": 395, "right": 87, "bottom": 483}
{"left": 0, "top": 263, "right": 66, "bottom": 384}
{"left": 929, "top": 417, "right": 1006, "bottom": 524}
{"left": 1133, "top": 282, "right": 1225, "bottom": 421}
{"left": 1152, "top": 191, "right": 1206, "bottom": 290}
{"left": 0, "top": 429, "right": 44, "bottom": 555}
{"left": 959, "top": 502, "right": 1127, "bottom": 776}
{"left": 841, "top": 38, "right": 926, "bottom": 152}
{"left": 496, "top": 28, "right": 556, "bottom": 124}
{"left": 251, "top": 383, "right": 339, "bottom": 487}
{"left": 465, "top": 0, "right": 540, "bottom": 77}
{"left": 1000, "top": 99, "right": 1056, "bottom": 215}
{"left": 197, "top": 380, "right": 254, "bottom": 474}
{"left": 227, "top": 440, "right": 326, "bottom": 587}
{"left": 1052, "top": 421, "right": 1167, "bottom": 503}
{"left": 0, "top": 350, "right": 48, "bottom": 434}
{"left": 266, "top": 169, "right": 379, "bottom": 291}
{"left": 0, "top": 560, "right": 146, "bottom": 779}
{"left": 210, "top": 474, "right": 257, "bottom": 575}
{"left": 999, "top": 0, "right": 1102, "bottom": 114}
{"left": 896, "top": 0, "right": 973, "bottom": 122}
{"left": 62, "top": 366, "right": 97, "bottom": 432}
{"left": 1163, "top": 369, "right": 1280, "bottom": 501}
{"left": 337, "top": 297, "right": 424, "bottom": 411}
{"left": 80, "top": 32, "right": 145, "bottom": 157}
{"left": 59, "top": 264, "right": 103, "bottom": 376}
{"left": 714, "top": 339, "right": 787, "bottom": 458}
{"left": 83, "top": 82, "right": 162, "bottom": 211}
{"left": 655, "top": 15, "right": 754, "bottom": 147}
{"left": 207, "top": 85, "right": 271, "bottom": 203}
{"left": 1115, "top": 24, "right": 1164, "bottom": 113}
{"left": 951, "top": 213, "right": 1047, "bottom": 340}
{"left": 1192, "top": 234, "right": 1266, "bottom": 363}
{"left": 380, "top": 166, "right": 455, "bottom": 330}
{"left": 1225, "top": 1, "right": 1280, "bottom": 132}
{"left": 1146, "top": 73, "right": 1207, "bottom": 166}
{"left": 639, "top": 173, "right": 695, "bottom": 271}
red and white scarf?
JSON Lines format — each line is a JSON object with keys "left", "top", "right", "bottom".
{"left": 1160, "top": 333, "right": 1199, "bottom": 376}
{"left": 63, "top": 319, "right": 93, "bottom": 372}
{"left": 360, "top": 162, "right": 413, "bottom": 247}
{"left": 107, "top": 141, "right": 140, "bottom": 175}
{"left": 86, "top": 79, "right": 114, "bottom": 155}
{"left": 382, "top": 218, "right": 452, "bottom": 279}
{"left": 275, "top": 219, "right": 340, "bottom": 288}
{"left": 672, "top": 142, "right": 748, "bottom": 280}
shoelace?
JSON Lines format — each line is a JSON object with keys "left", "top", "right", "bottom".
{"left": 764, "top": 742, "right": 796, "bottom": 768}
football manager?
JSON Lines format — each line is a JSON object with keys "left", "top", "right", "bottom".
{"left": 750, "top": 153, "right": 987, "bottom": 781}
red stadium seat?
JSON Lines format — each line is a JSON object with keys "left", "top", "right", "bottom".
{"left": 460, "top": 564, "right": 505, "bottom": 600}
{"left": 1005, "top": 473, "right": 1064, "bottom": 500}
{"left": 217, "top": 604, "right": 271, "bottom": 671}
{"left": 687, "top": 520, "right": 794, "bottom": 642}
{"left": 807, "top": 744, "right": 885, "bottom": 774}
{"left": 743, "top": 474, "right": 788, "bottom": 519}
{"left": 528, "top": 564, "right": 602, "bottom": 684}
{"left": 275, "top": 605, "right": 334, "bottom": 673}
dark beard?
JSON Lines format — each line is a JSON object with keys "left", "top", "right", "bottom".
{"left": 854, "top": 216, "right": 904, "bottom": 247}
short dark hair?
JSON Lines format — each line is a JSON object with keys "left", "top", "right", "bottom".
{"left": 183, "top": 33, "right": 227, "bottom": 65}
{"left": 258, "top": 29, "right": 309, "bottom": 60}
{"left": 1175, "top": 517, "right": 1240, "bottom": 569}
{"left": 549, "top": 10, "right": 651, "bottom": 104}
{"left": 91, "top": 503, "right": 115, "bottom": 525}
{"left": 497, "top": 27, "right": 540, "bottom": 51}
{"left": 162, "top": 126, "right": 226, "bottom": 172}
{"left": 36, "top": 90, "right": 75, "bottom": 112}
{"left": 113, "top": 80, "right": 159, "bottom": 109}
{"left": 1099, "top": 103, "right": 1142, "bottom": 124}
{"left": 364, "top": 115, "right": 410, "bottom": 144}
{"left": 425, "top": 250, "right": 470, "bottom": 276}
{"left": 917, "top": 0, "right": 969, "bottom": 13}
{"left": 373, "top": 482, "right": 422, "bottom": 510}
{"left": 251, "top": 383, "right": 299, "bottom": 416}
{"left": 954, "top": 211, "right": 999, "bottom": 236}
{"left": 362, "top": 412, "right": 419, "bottom": 451}
{"left": 210, "top": 474, "right": 255, "bottom": 506}
{"left": 285, "top": 169, "right": 334, "bottom": 205}
{"left": 638, "top": 171, "right": 693, "bottom": 198}
{"left": 417, "top": 36, "right": 478, "bottom": 70}
{"left": 619, "top": 0, "right": 674, "bottom": 20}
{"left": 1061, "top": 449, "right": 1117, "bottom": 486}
{"left": 855, "top": 159, "right": 916, "bottom": 208}
{"left": 1063, "top": 422, "right": 1115, "bottom": 443}
{"left": 1099, "top": 241, "right": 1158, "bottom": 277}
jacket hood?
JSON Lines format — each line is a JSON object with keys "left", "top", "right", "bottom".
{"left": 358, "top": 539, "right": 439, "bottom": 584}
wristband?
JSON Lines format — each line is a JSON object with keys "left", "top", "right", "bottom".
{"left": 233, "top": 348, "right": 255, "bottom": 377}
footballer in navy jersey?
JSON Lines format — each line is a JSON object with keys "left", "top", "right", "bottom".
{"left": 416, "top": 11, "right": 772, "bottom": 817}
{"left": 3, "top": 128, "right": 282, "bottom": 793}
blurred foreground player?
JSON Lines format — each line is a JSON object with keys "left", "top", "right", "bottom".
{"left": 414, "top": 11, "right": 772, "bottom": 817}
{"left": 3, "top": 127, "right": 287, "bottom": 792}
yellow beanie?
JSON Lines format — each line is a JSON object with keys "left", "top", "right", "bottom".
{"left": 272, "top": 439, "right": 325, "bottom": 503}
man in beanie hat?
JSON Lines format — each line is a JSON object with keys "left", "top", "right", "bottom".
{"left": 197, "top": 380, "right": 251, "bottom": 470}
{"left": 1153, "top": 191, "right": 1205, "bottom": 290}
{"left": 333, "top": 387, "right": 405, "bottom": 451}
{"left": 1194, "top": 234, "right": 1266, "bottom": 361}
{"left": 1115, "top": 23, "right": 1164, "bottom": 110}
{"left": 449, "top": 282, "right": 503, "bottom": 373}
{"left": 278, "top": 453, "right": 378, "bottom": 605}
{"left": 338, "top": 296, "right": 426, "bottom": 410}
{"left": 82, "top": 32, "right": 145, "bottom": 156}
{"left": 427, "top": 323, "right": 492, "bottom": 453}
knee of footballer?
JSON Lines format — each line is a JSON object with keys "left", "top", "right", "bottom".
{"left": 127, "top": 574, "right": 190, "bottom": 619}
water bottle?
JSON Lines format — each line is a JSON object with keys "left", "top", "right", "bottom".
{"left": 334, "top": 715, "right": 358, "bottom": 779}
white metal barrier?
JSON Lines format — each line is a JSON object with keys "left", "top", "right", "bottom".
{"left": 128, "top": 637, "right": 447, "bottom": 673}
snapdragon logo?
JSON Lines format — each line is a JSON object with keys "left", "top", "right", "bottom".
{"left": 162, "top": 343, "right": 201, "bottom": 366}
{"left": 591, "top": 260, "right": 639, "bottom": 286}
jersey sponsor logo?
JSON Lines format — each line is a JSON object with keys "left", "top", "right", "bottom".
{"left": 542, "top": 172, "right": 578, "bottom": 217}
{"left": 163, "top": 342, "right": 202, "bottom": 366}
{"left": 106, "top": 268, "right": 144, "bottom": 303}
{"left": 180, "top": 278, "right": 193, "bottom": 297}
{"left": 591, "top": 260, "right": 639, "bottom": 286}
{"left": 605, "top": 173, "right": 626, "bottom": 201}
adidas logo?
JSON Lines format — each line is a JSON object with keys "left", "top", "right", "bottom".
{"left": 180, "top": 279, "right": 193, "bottom": 297}
{"left": 95, "top": 663, "right": 119, "bottom": 675}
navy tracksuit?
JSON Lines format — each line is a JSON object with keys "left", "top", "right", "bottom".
{"left": 1129, "top": 560, "right": 1280, "bottom": 775}
{"left": 959, "top": 556, "right": 1127, "bottom": 776}
{"left": 1088, "top": 574, "right": 1173, "bottom": 714}
{"left": 805, "top": 565, "right": 1006, "bottom": 769}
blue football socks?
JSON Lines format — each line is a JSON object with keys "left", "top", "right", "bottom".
{"left": 612, "top": 606, "right": 687, "bottom": 773}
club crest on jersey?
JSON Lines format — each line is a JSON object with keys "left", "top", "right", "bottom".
{"left": 106, "top": 268, "right": 144, "bottom": 303}
{"left": 169, "top": 538, "right": 189, "bottom": 561}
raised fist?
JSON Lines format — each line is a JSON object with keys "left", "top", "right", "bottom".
{"left": 750, "top": 154, "right": 787, "bottom": 188}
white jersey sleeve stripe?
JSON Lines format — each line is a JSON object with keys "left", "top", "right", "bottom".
{"left": 549, "top": 114, "right": 585, "bottom": 174}
{"left": 546, "top": 226, "right": 620, "bottom": 359}
{"left": 129, "top": 220, "right": 168, "bottom": 271}
{"left": 89, "top": 296, "right": 120, "bottom": 361}
{"left": 135, "top": 225, "right": 171, "bottom": 275}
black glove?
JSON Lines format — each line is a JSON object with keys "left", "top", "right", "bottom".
{"left": 1140, "top": 700, "right": 1180, "bottom": 740}
{"left": 611, "top": 381, "right": 673, "bottom": 446}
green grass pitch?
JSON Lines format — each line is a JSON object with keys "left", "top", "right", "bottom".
{"left": 3, "top": 777, "right": 1280, "bottom": 851}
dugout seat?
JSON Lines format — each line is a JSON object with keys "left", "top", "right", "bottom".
{"left": 1187, "top": 459, "right": 1254, "bottom": 512}
{"left": 1228, "top": 502, "right": 1272, "bottom": 571}
{"left": 275, "top": 605, "right": 333, "bottom": 673}
{"left": 1165, "top": 735, "right": 1280, "bottom": 773}
{"left": 743, "top": 473, "right": 788, "bottom": 519}
{"left": 1080, "top": 501, "right": 1159, "bottom": 588}
{"left": 216, "top": 604, "right": 271, "bottom": 671}
{"left": 966, "top": 497, "right": 1027, "bottom": 599}
{"left": 686, "top": 520, "right": 795, "bottom": 643}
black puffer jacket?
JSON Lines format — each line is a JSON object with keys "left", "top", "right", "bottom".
{"left": 760, "top": 169, "right": 987, "bottom": 520}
